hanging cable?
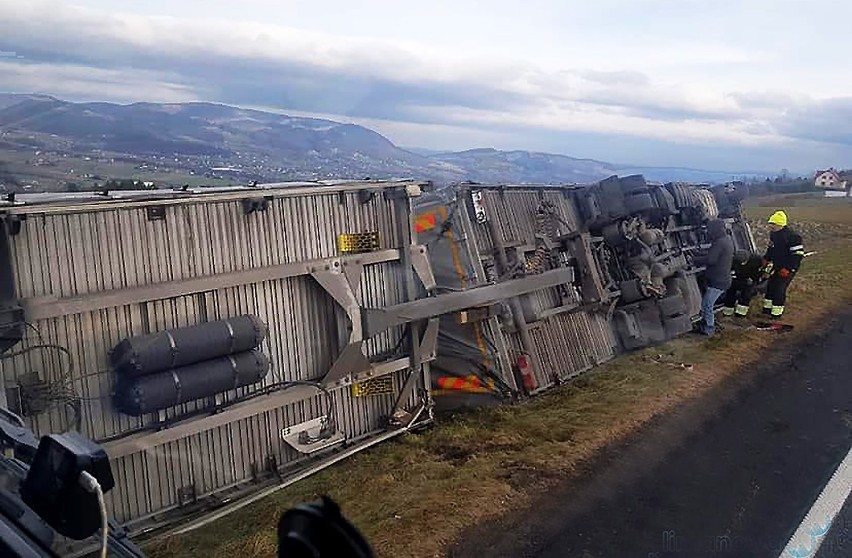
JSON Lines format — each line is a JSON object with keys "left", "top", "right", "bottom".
{"left": 0, "top": 343, "right": 72, "bottom": 362}
{"left": 78, "top": 471, "right": 108, "bottom": 558}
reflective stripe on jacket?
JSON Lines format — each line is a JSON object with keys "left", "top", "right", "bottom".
{"left": 764, "top": 226, "right": 804, "bottom": 272}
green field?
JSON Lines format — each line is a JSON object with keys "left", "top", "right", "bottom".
{"left": 0, "top": 148, "right": 238, "bottom": 191}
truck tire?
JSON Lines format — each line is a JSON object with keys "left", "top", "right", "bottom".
{"left": 619, "top": 175, "right": 648, "bottom": 194}
{"left": 578, "top": 191, "right": 602, "bottom": 224}
{"left": 602, "top": 221, "right": 628, "bottom": 247}
{"left": 658, "top": 294, "right": 687, "bottom": 318}
{"left": 652, "top": 187, "right": 678, "bottom": 216}
{"left": 663, "top": 314, "right": 692, "bottom": 338}
{"left": 624, "top": 191, "right": 656, "bottom": 213}
{"left": 619, "top": 278, "right": 646, "bottom": 303}
{"left": 666, "top": 183, "right": 693, "bottom": 209}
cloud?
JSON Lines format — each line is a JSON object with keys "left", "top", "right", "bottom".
{"left": 776, "top": 97, "right": 852, "bottom": 146}
{"left": 0, "top": 60, "right": 199, "bottom": 103}
{"left": 0, "top": 0, "right": 850, "bottom": 170}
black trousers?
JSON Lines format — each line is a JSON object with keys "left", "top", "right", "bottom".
{"left": 766, "top": 273, "right": 794, "bottom": 306}
{"left": 723, "top": 278, "right": 756, "bottom": 307}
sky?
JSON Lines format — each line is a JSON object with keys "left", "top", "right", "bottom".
{"left": 0, "top": 0, "right": 850, "bottom": 172}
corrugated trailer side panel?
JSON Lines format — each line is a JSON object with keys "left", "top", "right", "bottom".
{"left": 0, "top": 182, "right": 428, "bottom": 529}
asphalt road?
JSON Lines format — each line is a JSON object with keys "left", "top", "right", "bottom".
{"left": 452, "top": 312, "right": 852, "bottom": 558}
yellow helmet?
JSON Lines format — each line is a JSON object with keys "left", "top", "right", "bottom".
{"left": 768, "top": 210, "right": 787, "bottom": 227}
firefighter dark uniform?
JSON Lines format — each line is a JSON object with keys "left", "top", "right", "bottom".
{"left": 722, "top": 252, "right": 764, "bottom": 317}
{"left": 762, "top": 211, "right": 804, "bottom": 318}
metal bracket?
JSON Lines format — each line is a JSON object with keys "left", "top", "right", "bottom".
{"left": 362, "top": 267, "right": 574, "bottom": 337}
{"left": 357, "top": 190, "right": 375, "bottom": 204}
{"left": 177, "top": 485, "right": 197, "bottom": 507}
{"left": 390, "top": 394, "right": 429, "bottom": 428}
{"left": 241, "top": 197, "right": 272, "bottom": 215}
{"left": 420, "top": 318, "right": 439, "bottom": 361}
{"left": 2, "top": 214, "right": 26, "bottom": 236}
{"left": 281, "top": 416, "right": 345, "bottom": 455}
{"left": 311, "top": 262, "right": 362, "bottom": 342}
{"left": 470, "top": 190, "right": 487, "bottom": 223}
{"left": 410, "top": 244, "right": 436, "bottom": 291}
{"left": 457, "top": 305, "right": 500, "bottom": 324}
{"left": 388, "top": 318, "right": 440, "bottom": 424}
{"left": 321, "top": 342, "right": 372, "bottom": 386}
{"left": 342, "top": 260, "right": 364, "bottom": 304}
{"left": 564, "top": 232, "right": 609, "bottom": 304}
{"left": 146, "top": 206, "right": 166, "bottom": 221}
{"left": 382, "top": 187, "right": 409, "bottom": 200}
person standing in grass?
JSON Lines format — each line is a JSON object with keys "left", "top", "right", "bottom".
{"left": 761, "top": 210, "right": 804, "bottom": 319}
{"left": 695, "top": 219, "right": 734, "bottom": 336}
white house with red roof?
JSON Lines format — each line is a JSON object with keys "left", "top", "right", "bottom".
{"left": 814, "top": 168, "right": 847, "bottom": 190}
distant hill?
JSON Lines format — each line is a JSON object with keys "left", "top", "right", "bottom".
{"left": 0, "top": 96, "right": 452, "bottom": 180}
{"left": 0, "top": 93, "right": 58, "bottom": 110}
{"left": 0, "top": 95, "right": 757, "bottom": 187}
{"left": 425, "top": 148, "right": 619, "bottom": 184}
{"left": 616, "top": 166, "right": 759, "bottom": 184}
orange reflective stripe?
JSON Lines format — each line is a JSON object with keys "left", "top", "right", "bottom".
{"left": 436, "top": 375, "right": 496, "bottom": 392}
{"left": 436, "top": 376, "right": 456, "bottom": 389}
{"left": 415, "top": 212, "right": 437, "bottom": 232}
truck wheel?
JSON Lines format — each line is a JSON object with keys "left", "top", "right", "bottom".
{"left": 663, "top": 314, "right": 692, "bottom": 338}
{"left": 658, "top": 294, "right": 686, "bottom": 318}
{"left": 619, "top": 278, "right": 646, "bottom": 303}
{"left": 624, "top": 191, "right": 656, "bottom": 213}
{"left": 666, "top": 183, "right": 692, "bottom": 209}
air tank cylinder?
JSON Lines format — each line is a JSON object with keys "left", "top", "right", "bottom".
{"left": 111, "top": 315, "right": 267, "bottom": 377}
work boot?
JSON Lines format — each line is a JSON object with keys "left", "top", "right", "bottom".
{"left": 734, "top": 304, "right": 750, "bottom": 318}
{"left": 722, "top": 307, "right": 735, "bottom": 317}
{"left": 762, "top": 299, "right": 773, "bottom": 315}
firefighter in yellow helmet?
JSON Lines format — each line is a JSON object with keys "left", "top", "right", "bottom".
{"left": 761, "top": 210, "right": 804, "bottom": 318}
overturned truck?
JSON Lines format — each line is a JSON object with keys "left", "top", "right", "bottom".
{"left": 0, "top": 176, "right": 753, "bottom": 552}
{"left": 416, "top": 176, "right": 754, "bottom": 404}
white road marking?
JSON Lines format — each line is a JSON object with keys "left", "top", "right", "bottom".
{"left": 779, "top": 445, "right": 852, "bottom": 558}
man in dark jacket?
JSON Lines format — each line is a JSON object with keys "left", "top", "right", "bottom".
{"left": 722, "top": 251, "right": 765, "bottom": 317}
{"left": 761, "top": 210, "right": 804, "bottom": 319}
{"left": 694, "top": 219, "right": 734, "bottom": 336}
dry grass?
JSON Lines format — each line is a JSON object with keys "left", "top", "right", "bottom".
{"left": 148, "top": 196, "right": 852, "bottom": 558}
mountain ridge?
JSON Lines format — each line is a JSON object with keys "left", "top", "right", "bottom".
{"left": 0, "top": 95, "right": 761, "bottom": 187}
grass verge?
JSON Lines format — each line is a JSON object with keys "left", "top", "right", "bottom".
{"left": 149, "top": 198, "right": 852, "bottom": 558}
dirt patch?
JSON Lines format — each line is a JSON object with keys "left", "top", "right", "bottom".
{"left": 496, "top": 459, "right": 562, "bottom": 490}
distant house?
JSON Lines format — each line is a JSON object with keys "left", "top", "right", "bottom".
{"left": 814, "top": 168, "right": 847, "bottom": 190}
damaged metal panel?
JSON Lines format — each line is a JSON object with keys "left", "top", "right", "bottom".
{"left": 0, "top": 180, "right": 431, "bottom": 533}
